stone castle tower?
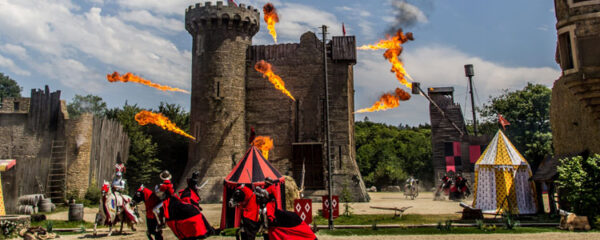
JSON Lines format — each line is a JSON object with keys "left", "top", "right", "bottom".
{"left": 182, "top": 1, "right": 368, "bottom": 202}
{"left": 551, "top": 0, "right": 600, "bottom": 156}
{"left": 182, "top": 1, "right": 260, "bottom": 201}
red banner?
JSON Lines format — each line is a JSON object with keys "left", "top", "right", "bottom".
{"left": 293, "top": 199, "right": 313, "bottom": 224}
{"left": 321, "top": 195, "right": 339, "bottom": 219}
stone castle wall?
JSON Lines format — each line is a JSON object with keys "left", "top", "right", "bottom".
{"left": 185, "top": 1, "right": 367, "bottom": 202}
{"left": 65, "top": 113, "right": 94, "bottom": 199}
{"left": 551, "top": 0, "right": 600, "bottom": 156}
{"left": 183, "top": 1, "right": 260, "bottom": 202}
{"left": 245, "top": 32, "right": 368, "bottom": 201}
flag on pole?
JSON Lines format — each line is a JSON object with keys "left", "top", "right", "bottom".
{"left": 498, "top": 114, "right": 510, "bottom": 130}
{"left": 228, "top": 0, "right": 238, "bottom": 6}
{"left": 342, "top": 22, "right": 346, "bottom": 36}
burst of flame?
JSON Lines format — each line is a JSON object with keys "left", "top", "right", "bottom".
{"left": 107, "top": 72, "right": 190, "bottom": 94}
{"left": 134, "top": 110, "right": 196, "bottom": 140}
{"left": 357, "top": 29, "right": 414, "bottom": 89}
{"left": 263, "top": 3, "right": 279, "bottom": 43}
{"left": 356, "top": 88, "right": 411, "bottom": 113}
{"left": 252, "top": 136, "right": 274, "bottom": 160}
{"left": 254, "top": 60, "right": 296, "bottom": 101}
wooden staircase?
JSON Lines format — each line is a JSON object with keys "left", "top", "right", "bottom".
{"left": 46, "top": 140, "right": 67, "bottom": 203}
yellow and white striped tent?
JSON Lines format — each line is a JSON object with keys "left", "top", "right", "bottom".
{"left": 472, "top": 130, "right": 537, "bottom": 214}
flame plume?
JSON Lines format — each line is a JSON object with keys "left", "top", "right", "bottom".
{"left": 107, "top": 72, "right": 190, "bottom": 94}
{"left": 252, "top": 136, "right": 274, "bottom": 160}
{"left": 356, "top": 88, "right": 411, "bottom": 113}
{"left": 254, "top": 60, "right": 296, "bottom": 101}
{"left": 134, "top": 110, "right": 196, "bottom": 140}
{"left": 263, "top": 3, "right": 279, "bottom": 43}
{"left": 357, "top": 29, "right": 414, "bottom": 89}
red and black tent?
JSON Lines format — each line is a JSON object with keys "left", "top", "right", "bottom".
{"left": 220, "top": 146, "right": 286, "bottom": 229}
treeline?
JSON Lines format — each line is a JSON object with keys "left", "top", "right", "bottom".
{"left": 67, "top": 96, "right": 190, "bottom": 193}
{"left": 355, "top": 119, "right": 433, "bottom": 189}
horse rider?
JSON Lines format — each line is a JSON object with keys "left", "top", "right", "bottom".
{"left": 232, "top": 184, "right": 262, "bottom": 240}
{"left": 178, "top": 171, "right": 203, "bottom": 210}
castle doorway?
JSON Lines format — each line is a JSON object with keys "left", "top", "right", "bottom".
{"left": 292, "top": 143, "right": 324, "bottom": 190}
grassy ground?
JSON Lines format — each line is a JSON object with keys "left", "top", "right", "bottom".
{"left": 314, "top": 214, "right": 460, "bottom": 225}
{"left": 313, "top": 214, "right": 560, "bottom": 225}
{"left": 30, "top": 220, "right": 95, "bottom": 229}
{"left": 318, "top": 227, "right": 562, "bottom": 236}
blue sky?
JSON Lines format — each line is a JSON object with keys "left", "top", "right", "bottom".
{"left": 0, "top": 0, "right": 560, "bottom": 126}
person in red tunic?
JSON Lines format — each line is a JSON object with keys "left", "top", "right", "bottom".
{"left": 233, "top": 184, "right": 261, "bottom": 240}
{"left": 260, "top": 178, "right": 317, "bottom": 240}
{"left": 155, "top": 171, "right": 215, "bottom": 240}
{"left": 178, "top": 171, "right": 202, "bottom": 210}
{"left": 133, "top": 185, "right": 163, "bottom": 240}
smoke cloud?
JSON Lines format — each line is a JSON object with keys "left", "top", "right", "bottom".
{"left": 386, "top": 0, "right": 430, "bottom": 34}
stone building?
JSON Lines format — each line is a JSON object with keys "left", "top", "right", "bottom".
{"left": 0, "top": 86, "right": 129, "bottom": 212}
{"left": 428, "top": 87, "right": 489, "bottom": 186}
{"left": 182, "top": 1, "right": 368, "bottom": 202}
{"left": 551, "top": 0, "right": 600, "bottom": 156}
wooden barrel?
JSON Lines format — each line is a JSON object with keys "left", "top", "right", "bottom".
{"left": 18, "top": 195, "right": 42, "bottom": 206}
{"left": 17, "top": 205, "right": 34, "bottom": 215}
{"left": 38, "top": 199, "right": 53, "bottom": 212}
{"left": 68, "top": 204, "right": 84, "bottom": 221}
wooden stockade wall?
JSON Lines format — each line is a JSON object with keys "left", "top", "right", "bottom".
{"left": 89, "top": 116, "right": 130, "bottom": 189}
{"left": 27, "top": 86, "right": 62, "bottom": 133}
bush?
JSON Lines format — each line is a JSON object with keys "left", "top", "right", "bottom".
{"left": 557, "top": 153, "right": 600, "bottom": 223}
{"left": 85, "top": 184, "right": 101, "bottom": 206}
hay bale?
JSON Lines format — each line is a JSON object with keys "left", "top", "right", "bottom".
{"left": 283, "top": 175, "right": 300, "bottom": 211}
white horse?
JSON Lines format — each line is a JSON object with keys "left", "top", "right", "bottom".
{"left": 93, "top": 180, "right": 139, "bottom": 236}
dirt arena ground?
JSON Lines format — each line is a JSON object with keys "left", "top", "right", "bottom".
{"left": 48, "top": 192, "right": 600, "bottom": 240}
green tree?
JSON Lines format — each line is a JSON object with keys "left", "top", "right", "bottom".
{"left": 105, "top": 104, "right": 161, "bottom": 192}
{"left": 355, "top": 121, "right": 432, "bottom": 188}
{"left": 0, "top": 73, "right": 22, "bottom": 104}
{"left": 557, "top": 154, "right": 600, "bottom": 224}
{"left": 479, "top": 83, "right": 552, "bottom": 169}
{"left": 67, "top": 94, "right": 108, "bottom": 118}
{"left": 147, "top": 102, "right": 191, "bottom": 184}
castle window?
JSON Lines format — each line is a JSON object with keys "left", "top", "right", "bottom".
{"left": 557, "top": 25, "right": 578, "bottom": 74}
{"left": 558, "top": 32, "right": 574, "bottom": 70}
{"left": 216, "top": 81, "right": 220, "bottom": 97}
{"left": 13, "top": 102, "right": 19, "bottom": 111}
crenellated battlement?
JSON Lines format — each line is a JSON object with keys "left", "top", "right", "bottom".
{"left": 185, "top": 1, "right": 260, "bottom": 36}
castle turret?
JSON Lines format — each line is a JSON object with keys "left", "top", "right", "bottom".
{"left": 182, "top": 1, "right": 259, "bottom": 202}
{"left": 551, "top": 0, "right": 600, "bottom": 156}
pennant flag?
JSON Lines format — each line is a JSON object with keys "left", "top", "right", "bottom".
{"left": 228, "top": 0, "right": 238, "bottom": 6}
{"left": 498, "top": 114, "right": 510, "bottom": 130}
{"left": 342, "top": 22, "right": 346, "bottom": 36}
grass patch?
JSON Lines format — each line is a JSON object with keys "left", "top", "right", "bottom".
{"left": 313, "top": 214, "right": 459, "bottom": 225}
{"left": 319, "top": 227, "right": 561, "bottom": 236}
{"left": 30, "top": 220, "right": 94, "bottom": 229}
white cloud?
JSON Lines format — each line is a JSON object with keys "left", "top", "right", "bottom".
{"left": 0, "top": 53, "right": 31, "bottom": 76}
{"left": 275, "top": 3, "right": 343, "bottom": 41}
{"left": 118, "top": 10, "right": 184, "bottom": 33}
{"left": 334, "top": 5, "right": 374, "bottom": 37}
{"left": 0, "top": 44, "right": 29, "bottom": 60}
{"left": 0, "top": 0, "right": 190, "bottom": 93}
{"left": 354, "top": 45, "right": 560, "bottom": 125}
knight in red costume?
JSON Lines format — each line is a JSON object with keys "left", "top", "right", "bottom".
{"left": 154, "top": 171, "right": 215, "bottom": 240}
{"left": 133, "top": 185, "right": 163, "bottom": 240}
{"left": 262, "top": 178, "right": 316, "bottom": 240}
{"left": 178, "top": 171, "right": 202, "bottom": 210}
{"left": 232, "top": 184, "right": 261, "bottom": 240}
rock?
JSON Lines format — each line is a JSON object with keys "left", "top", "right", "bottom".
{"left": 381, "top": 185, "right": 402, "bottom": 192}
{"left": 367, "top": 186, "right": 377, "bottom": 192}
